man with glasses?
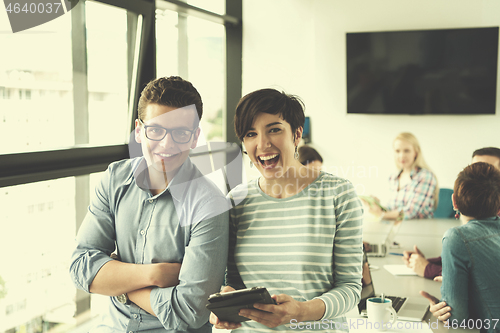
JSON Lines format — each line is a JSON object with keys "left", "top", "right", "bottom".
{"left": 70, "top": 76, "right": 229, "bottom": 332}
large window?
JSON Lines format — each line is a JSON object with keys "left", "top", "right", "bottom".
{"left": 0, "top": 178, "right": 76, "bottom": 332}
{"left": 0, "top": 1, "right": 141, "bottom": 154}
{"left": 0, "top": 0, "right": 149, "bottom": 331}
{"left": 156, "top": 1, "right": 226, "bottom": 143}
{"left": 0, "top": 0, "right": 240, "bottom": 331}
{"left": 0, "top": 12, "right": 74, "bottom": 154}
{"left": 86, "top": 1, "right": 133, "bottom": 146}
{"left": 186, "top": 0, "right": 224, "bottom": 15}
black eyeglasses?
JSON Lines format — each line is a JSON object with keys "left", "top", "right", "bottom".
{"left": 138, "top": 119, "right": 195, "bottom": 144}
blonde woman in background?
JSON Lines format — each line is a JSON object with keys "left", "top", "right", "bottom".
{"left": 368, "top": 132, "right": 439, "bottom": 220}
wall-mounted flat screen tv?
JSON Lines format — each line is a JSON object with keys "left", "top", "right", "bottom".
{"left": 346, "top": 27, "right": 498, "bottom": 115}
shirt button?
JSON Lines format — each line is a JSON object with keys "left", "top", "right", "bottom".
{"left": 149, "top": 199, "right": 153, "bottom": 203}
{"left": 140, "top": 230, "right": 145, "bottom": 236}
{"left": 133, "top": 314, "right": 138, "bottom": 319}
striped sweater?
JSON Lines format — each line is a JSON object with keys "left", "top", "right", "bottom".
{"left": 226, "top": 172, "right": 364, "bottom": 332}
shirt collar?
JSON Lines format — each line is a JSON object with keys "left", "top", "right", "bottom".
{"left": 167, "top": 157, "right": 200, "bottom": 202}
{"left": 397, "top": 166, "right": 421, "bottom": 179}
{"left": 129, "top": 157, "right": 150, "bottom": 190}
{"left": 409, "top": 166, "right": 420, "bottom": 178}
{"left": 129, "top": 156, "right": 199, "bottom": 201}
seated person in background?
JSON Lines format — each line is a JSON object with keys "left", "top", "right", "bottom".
{"left": 403, "top": 146, "right": 500, "bottom": 279}
{"left": 298, "top": 145, "right": 323, "bottom": 170}
{"left": 472, "top": 146, "right": 500, "bottom": 168}
{"left": 211, "top": 88, "right": 363, "bottom": 331}
{"left": 420, "top": 162, "right": 500, "bottom": 328}
{"left": 366, "top": 132, "right": 438, "bottom": 221}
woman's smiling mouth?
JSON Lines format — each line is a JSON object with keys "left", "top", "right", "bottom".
{"left": 258, "top": 153, "right": 280, "bottom": 168}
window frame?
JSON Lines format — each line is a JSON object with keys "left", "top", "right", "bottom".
{"left": 0, "top": 0, "right": 241, "bottom": 327}
{"left": 0, "top": 0, "right": 242, "bottom": 189}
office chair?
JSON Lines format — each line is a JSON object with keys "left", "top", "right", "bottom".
{"left": 433, "top": 188, "right": 454, "bottom": 218}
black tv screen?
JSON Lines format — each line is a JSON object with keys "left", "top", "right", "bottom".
{"left": 346, "top": 27, "right": 499, "bottom": 115}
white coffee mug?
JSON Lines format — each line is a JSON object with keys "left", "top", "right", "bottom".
{"left": 367, "top": 297, "right": 397, "bottom": 331}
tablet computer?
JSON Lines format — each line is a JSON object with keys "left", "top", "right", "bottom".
{"left": 206, "top": 287, "right": 276, "bottom": 322}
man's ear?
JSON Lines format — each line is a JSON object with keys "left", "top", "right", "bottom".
{"left": 451, "top": 193, "right": 458, "bottom": 210}
{"left": 135, "top": 119, "right": 142, "bottom": 144}
{"left": 190, "top": 127, "right": 201, "bottom": 149}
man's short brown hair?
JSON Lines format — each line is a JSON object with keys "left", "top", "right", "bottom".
{"left": 137, "top": 76, "right": 203, "bottom": 123}
{"left": 472, "top": 147, "right": 500, "bottom": 160}
{"left": 454, "top": 162, "right": 500, "bottom": 219}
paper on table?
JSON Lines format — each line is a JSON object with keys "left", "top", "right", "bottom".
{"left": 384, "top": 265, "right": 418, "bottom": 276}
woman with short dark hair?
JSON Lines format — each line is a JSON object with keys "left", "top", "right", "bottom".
{"left": 211, "top": 88, "right": 364, "bottom": 332}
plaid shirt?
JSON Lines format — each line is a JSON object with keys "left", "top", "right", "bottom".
{"left": 386, "top": 166, "right": 437, "bottom": 220}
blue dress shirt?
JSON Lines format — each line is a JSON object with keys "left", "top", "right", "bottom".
{"left": 440, "top": 216, "right": 500, "bottom": 332}
{"left": 70, "top": 157, "right": 230, "bottom": 332}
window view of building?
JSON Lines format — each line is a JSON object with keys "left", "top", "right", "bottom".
{"left": 0, "top": 13, "right": 74, "bottom": 155}
{"left": 85, "top": 2, "right": 131, "bottom": 146}
{"left": 0, "top": 1, "right": 139, "bottom": 332}
{"left": 0, "top": 0, "right": 239, "bottom": 332}
{"left": 0, "top": 178, "right": 76, "bottom": 333}
{"left": 156, "top": 1, "right": 226, "bottom": 143}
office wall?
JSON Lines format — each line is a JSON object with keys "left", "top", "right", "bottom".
{"left": 241, "top": 0, "right": 500, "bottom": 202}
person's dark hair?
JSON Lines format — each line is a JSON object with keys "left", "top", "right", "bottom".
{"left": 472, "top": 147, "right": 500, "bottom": 160}
{"left": 298, "top": 145, "right": 323, "bottom": 166}
{"left": 234, "top": 88, "right": 305, "bottom": 142}
{"left": 137, "top": 76, "right": 203, "bottom": 123}
{"left": 454, "top": 162, "right": 500, "bottom": 219}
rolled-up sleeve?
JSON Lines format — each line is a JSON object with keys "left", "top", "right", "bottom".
{"left": 69, "top": 167, "right": 115, "bottom": 292}
{"left": 424, "top": 257, "right": 442, "bottom": 279}
{"left": 150, "top": 207, "right": 229, "bottom": 330}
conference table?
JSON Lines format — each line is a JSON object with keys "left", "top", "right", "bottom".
{"left": 357, "top": 217, "right": 479, "bottom": 333}
{"left": 214, "top": 218, "right": 479, "bottom": 332}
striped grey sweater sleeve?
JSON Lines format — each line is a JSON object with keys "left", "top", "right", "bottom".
{"left": 315, "top": 178, "right": 363, "bottom": 319}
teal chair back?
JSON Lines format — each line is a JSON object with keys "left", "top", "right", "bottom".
{"left": 434, "top": 188, "right": 454, "bottom": 218}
